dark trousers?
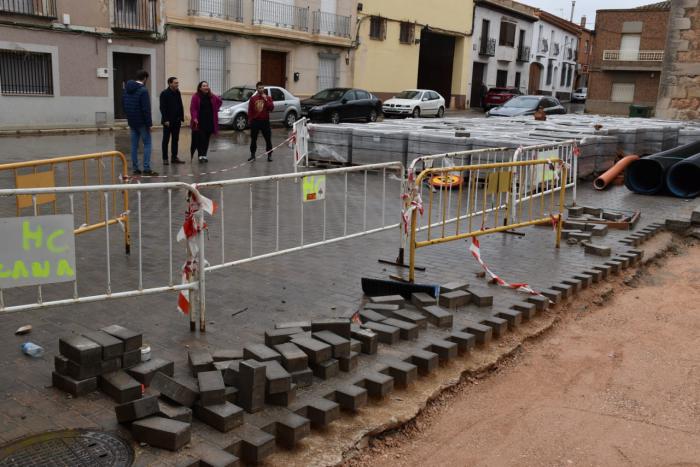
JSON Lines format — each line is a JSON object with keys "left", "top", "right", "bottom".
{"left": 162, "top": 122, "right": 181, "bottom": 160}
{"left": 250, "top": 120, "right": 273, "bottom": 157}
{"left": 190, "top": 130, "right": 212, "bottom": 159}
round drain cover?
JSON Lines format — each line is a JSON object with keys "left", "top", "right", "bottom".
{"left": 0, "top": 429, "right": 134, "bottom": 467}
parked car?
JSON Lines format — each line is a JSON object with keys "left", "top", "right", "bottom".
{"left": 483, "top": 87, "right": 523, "bottom": 111}
{"left": 572, "top": 87, "right": 588, "bottom": 103}
{"left": 487, "top": 95, "right": 567, "bottom": 117}
{"left": 382, "top": 89, "right": 446, "bottom": 118}
{"left": 301, "top": 88, "right": 382, "bottom": 124}
{"left": 218, "top": 85, "right": 301, "bottom": 131}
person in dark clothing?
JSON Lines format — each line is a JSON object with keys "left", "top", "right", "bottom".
{"left": 480, "top": 84, "right": 488, "bottom": 111}
{"left": 189, "top": 81, "right": 222, "bottom": 163}
{"left": 247, "top": 81, "right": 275, "bottom": 162}
{"left": 122, "top": 69, "right": 158, "bottom": 176}
{"left": 159, "top": 76, "right": 185, "bottom": 165}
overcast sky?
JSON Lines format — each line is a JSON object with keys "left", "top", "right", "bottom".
{"left": 521, "top": 0, "right": 658, "bottom": 28}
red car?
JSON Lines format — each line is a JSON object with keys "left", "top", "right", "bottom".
{"left": 483, "top": 87, "right": 522, "bottom": 111}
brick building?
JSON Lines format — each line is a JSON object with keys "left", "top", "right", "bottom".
{"left": 575, "top": 17, "right": 594, "bottom": 90}
{"left": 586, "top": 1, "right": 671, "bottom": 115}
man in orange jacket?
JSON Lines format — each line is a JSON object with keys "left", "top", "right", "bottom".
{"left": 247, "top": 81, "right": 275, "bottom": 162}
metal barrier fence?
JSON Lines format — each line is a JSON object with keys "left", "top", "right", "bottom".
{"left": 406, "top": 156, "right": 569, "bottom": 282}
{"left": 0, "top": 151, "right": 131, "bottom": 253}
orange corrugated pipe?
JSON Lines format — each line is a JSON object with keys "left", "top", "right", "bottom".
{"left": 594, "top": 154, "right": 640, "bottom": 190}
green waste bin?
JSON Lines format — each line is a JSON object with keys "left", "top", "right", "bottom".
{"left": 629, "top": 105, "right": 653, "bottom": 118}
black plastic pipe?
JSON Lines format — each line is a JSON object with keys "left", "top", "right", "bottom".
{"left": 624, "top": 140, "right": 700, "bottom": 195}
{"left": 666, "top": 152, "right": 700, "bottom": 198}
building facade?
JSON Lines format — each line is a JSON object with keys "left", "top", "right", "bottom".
{"left": 528, "top": 10, "right": 579, "bottom": 101}
{"left": 575, "top": 17, "right": 594, "bottom": 89}
{"left": 0, "top": 0, "right": 165, "bottom": 129}
{"left": 469, "top": 0, "right": 537, "bottom": 108}
{"left": 587, "top": 2, "right": 670, "bottom": 115}
{"left": 351, "top": 0, "right": 473, "bottom": 109}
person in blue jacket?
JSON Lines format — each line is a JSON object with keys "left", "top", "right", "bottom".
{"left": 122, "top": 70, "right": 158, "bottom": 176}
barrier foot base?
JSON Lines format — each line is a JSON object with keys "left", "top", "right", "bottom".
{"left": 378, "top": 258, "right": 426, "bottom": 271}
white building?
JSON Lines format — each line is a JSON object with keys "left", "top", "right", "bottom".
{"left": 528, "top": 10, "right": 580, "bottom": 101}
{"left": 469, "top": 0, "right": 538, "bottom": 108}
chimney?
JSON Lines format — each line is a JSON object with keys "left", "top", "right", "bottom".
{"left": 580, "top": 15, "right": 586, "bottom": 29}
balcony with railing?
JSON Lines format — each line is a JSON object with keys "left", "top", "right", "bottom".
{"left": 253, "top": 0, "right": 308, "bottom": 32}
{"left": 188, "top": 0, "right": 243, "bottom": 22}
{"left": 0, "top": 0, "right": 56, "bottom": 18}
{"left": 566, "top": 47, "right": 573, "bottom": 60}
{"left": 479, "top": 37, "right": 496, "bottom": 56}
{"left": 552, "top": 43, "right": 560, "bottom": 56}
{"left": 516, "top": 45, "right": 530, "bottom": 62}
{"left": 537, "top": 38, "right": 548, "bottom": 55}
{"left": 602, "top": 49, "right": 664, "bottom": 70}
{"left": 312, "top": 10, "right": 350, "bottom": 38}
{"left": 113, "top": 0, "right": 158, "bottom": 33}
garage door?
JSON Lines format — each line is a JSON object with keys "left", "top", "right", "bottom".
{"left": 611, "top": 83, "right": 635, "bottom": 103}
{"left": 199, "top": 45, "right": 225, "bottom": 95}
{"left": 318, "top": 56, "right": 336, "bottom": 91}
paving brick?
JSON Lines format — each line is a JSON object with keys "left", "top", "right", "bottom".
{"left": 358, "top": 372, "right": 394, "bottom": 399}
{"left": 540, "top": 289, "right": 562, "bottom": 304}
{"left": 157, "top": 399, "right": 192, "bottom": 423}
{"left": 350, "top": 326, "right": 378, "bottom": 355}
{"left": 243, "top": 344, "right": 282, "bottom": 363}
{"left": 273, "top": 342, "right": 308, "bottom": 372}
{"left": 582, "top": 268, "right": 604, "bottom": 282}
{"left": 236, "top": 424, "right": 276, "bottom": 464}
{"left": 122, "top": 349, "right": 141, "bottom": 369}
{"left": 331, "top": 384, "right": 368, "bottom": 411}
{"left": 53, "top": 355, "right": 70, "bottom": 377}
{"left": 115, "top": 394, "right": 160, "bottom": 423}
{"left": 363, "top": 303, "right": 400, "bottom": 312}
{"left": 448, "top": 331, "right": 476, "bottom": 354}
{"left": 198, "top": 371, "right": 226, "bottom": 406}
{"left": 421, "top": 305, "right": 453, "bottom": 327}
{"left": 388, "top": 309, "right": 428, "bottom": 329}
{"left": 225, "top": 386, "right": 238, "bottom": 405}
{"left": 604, "top": 260, "right": 622, "bottom": 273}
{"left": 199, "top": 446, "right": 241, "bottom": 467}
{"left": 562, "top": 278, "right": 582, "bottom": 293}
{"left": 151, "top": 372, "right": 199, "bottom": 408}
{"left": 584, "top": 242, "right": 612, "bottom": 257}
{"left": 381, "top": 361, "right": 418, "bottom": 388}
{"left": 99, "top": 370, "right": 142, "bottom": 404}
{"left": 572, "top": 274, "right": 593, "bottom": 288}
{"left": 381, "top": 318, "right": 419, "bottom": 340}
{"left": 567, "top": 206, "right": 584, "bottom": 217}
{"left": 295, "top": 401, "right": 336, "bottom": 431}
{"left": 591, "top": 224, "right": 608, "bottom": 236}
{"left": 462, "top": 322, "right": 493, "bottom": 346}
{"left": 127, "top": 358, "right": 174, "bottom": 386}
{"left": 237, "top": 360, "right": 266, "bottom": 413}
{"left": 438, "top": 290, "right": 472, "bottom": 309}
{"left": 359, "top": 309, "right": 387, "bottom": 323}
{"left": 188, "top": 349, "right": 214, "bottom": 376}
{"left": 58, "top": 335, "right": 102, "bottom": 366}
{"left": 290, "top": 337, "right": 332, "bottom": 364}
{"left": 311, "top": 358, "right": 339, "bottom": 380}
{"left": 194, "top": 401, "right": 244, "bottom": 433}
{"left": 338, "top": 351, "right": 359, "bottom": 372}
{"left": 275, "top": 321, "right": 311, "bottom": 331}
{"left": 65, "top": 358, "right": 102, "bottom": 381}
{"left": 312, "top": 330, "right": 351, "bottom": 358}
{"left": 101, "top": 358, "right": 121, "bottom": 374}
{"left": 441, "top": 281, "right": 470, "bottom": 292}
{"left": 350, "top": 339, "right": 362, "bottom": 353}
{"left": 362, "top": 321, "right": 400, "bottom": 345}
{"left": 211, "top": 349, "right": 243, "bottom": 362}
{"left": 261, "top": 361, "right": 292, "bottom": 394}
{"left": 411, "top": 292, "right": 437, "bottom": 310}
{"left": 82, "top": 331, "right": 124, "bottom": 360}
{"left": 526, "top": 295, "right": 548, "bottom": 312}
{"left": 666, "top": 218, "right": 691, "bottom": 232}
{"left": 480, "top": 317, "right": 508, "bottom": 338}
{"left": 564, "top": 220, "right": 588, "bottom": 230}
{"left": 551, "top": 283, "right": 572, "bottom": 299}
{"left": 496, "top": 309, "right": 522, "bottom": 330}
{"left": 266, "top": 386, "right": 296, "bottom": 406}
{"left": 369, "top": 295, "right": 405, "bottom": 306}
{"left": 619, "top": 252, "right": 639, "bottom": 265}
{"left": 51, "top": 372, "right": 97, "bottom": 397}
{"left": 290, "top": 368, "right": 313, "bottom": 388}
{"left": 570, "top": 231, "right": 593, "bottom": 241}
{"left": 176, "top": 457, "right": 200, "bottom": 467}
{"left": 264, "top": 328, "right": 303, "bottom": 347}
{"left": 272, "top": 412, "right": 310, "bottom": 449}
{"left": 692, "top": 206, "right": 700, "bottom": 225}
{"left": 214, "top": 360, "right": 239, "bottom": 376}
{"left": 131, "top": 416, "right": 191, "bottom": 451}
{"left": 407, "top": 349, "right": 439, "bottom": 376}
{"left": 593, "top": 264, "right": 612, "bottom": 278}
{"left": 467, "top": 289, "right": 493, "bottom": 307}
{"left": 582, "top": 206, "right": 602, "bottom": 216}
{"left": 512, "top": 301, "right": 537, "bottom": 320}
{"left": 426, "top": 339, "right": 458, "bottom": 363}
{"left": 223, "top": 361, "right": 241, "bottom": 387}
{"left": 310, "top": 318, "right": 352, "bottom": 338}
{"left": 99, "top": 325, "right": 142, "bottom": 352}
{"left": 611, "top": 256, "right": 630, "bottom": 268}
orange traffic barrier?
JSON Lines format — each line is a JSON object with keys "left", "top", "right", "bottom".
{"left": 594, "top": 154, "right": 640, "bottom": 190}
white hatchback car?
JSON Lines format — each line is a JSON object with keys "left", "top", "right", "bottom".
{"left": 382, "top": 89, "right": 446, "bottom": 118}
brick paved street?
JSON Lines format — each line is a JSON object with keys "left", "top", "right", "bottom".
{"left": 0, "top": 129, "right": 697, "bottom": 465}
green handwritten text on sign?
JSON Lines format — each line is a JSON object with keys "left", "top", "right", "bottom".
{"left": 0, "top": 215, "right": 76, "bottom": 289}
{"left": 302, "top": 175, "right": 326, "bottom": 202}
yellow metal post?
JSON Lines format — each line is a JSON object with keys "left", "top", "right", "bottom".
{"left": 408, "top": 208, "right": 418, "bottom": 283}
{"left": 556, "top": 164, "right": 567, "bottom": 248}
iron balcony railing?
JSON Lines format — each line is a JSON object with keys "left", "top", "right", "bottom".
{"left": 479, "top": 37, "right": 496, "bottom": 56}
{"left": 538, "top": 38, "right": 548, "bottom": 54}
{"left": 552, "top": 43, "right": 560, "bottom": 56}
{"left": 516, "top": 45, "right": 530, "bottom": 62}
{"left": 188, "top": 0, "right": 243, "bottom": 21}
{"left": 312, "top": 10, "right": 351, "bottom": 37}
{"left": 253, "top": 0, "right": 308, "bottom": 32}
{"left": 113, "top": 0, "right": 158, "bottom": 33}
{"left": 566, "top": 47, "right": 574, "bottom": 60}
{"left": 603, "top": 50, "right": 664, "bottom": 61}
{"left": 0, "top": 0, "right": 56, "bottom": 18}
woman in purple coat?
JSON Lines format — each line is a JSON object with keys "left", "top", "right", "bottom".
{"left": 190, "top": 81, "right": 222, "bottom": 163}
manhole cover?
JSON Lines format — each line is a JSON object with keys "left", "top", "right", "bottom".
{"left": 0, "top": 429, "right": 134, "bottom": 467}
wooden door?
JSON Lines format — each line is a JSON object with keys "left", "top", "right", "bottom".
{"left": 113, "top": 52, "right": 145, "bottom": 119}
{"left": 470, "top": 62, "right": 485, "bottom": 108}
{"left": 261, "top": 50, "right": 286, "bottom": 88}
{"left": 528, "top": 62, "right": 542, "bottom": 95}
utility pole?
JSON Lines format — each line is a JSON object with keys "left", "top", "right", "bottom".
{"left": 570, "top": 0, "right": 576, "bottom": 22}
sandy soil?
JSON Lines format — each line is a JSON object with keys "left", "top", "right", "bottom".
{"left": 344, "top": 238, "right": 700, "bottom": 467}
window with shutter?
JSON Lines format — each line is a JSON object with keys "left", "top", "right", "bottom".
{"left": 499, "top": 21, "right": 515, "bottom": 47}
{"left": 611, "top": 83, "right": 635, "bottom": 102}
{"left": 369, "top": 16, "right": 386, "bottom": 41}
{"left": 199, "top": 45, "right": 226, "bottom": 95}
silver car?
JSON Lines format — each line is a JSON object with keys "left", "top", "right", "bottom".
{"left": 218, "top": 85, "right": 301, "bottom": 131}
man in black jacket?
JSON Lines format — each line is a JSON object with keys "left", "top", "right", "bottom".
{"left": 160, "top": 77, "right": 185, "bottom": 164}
